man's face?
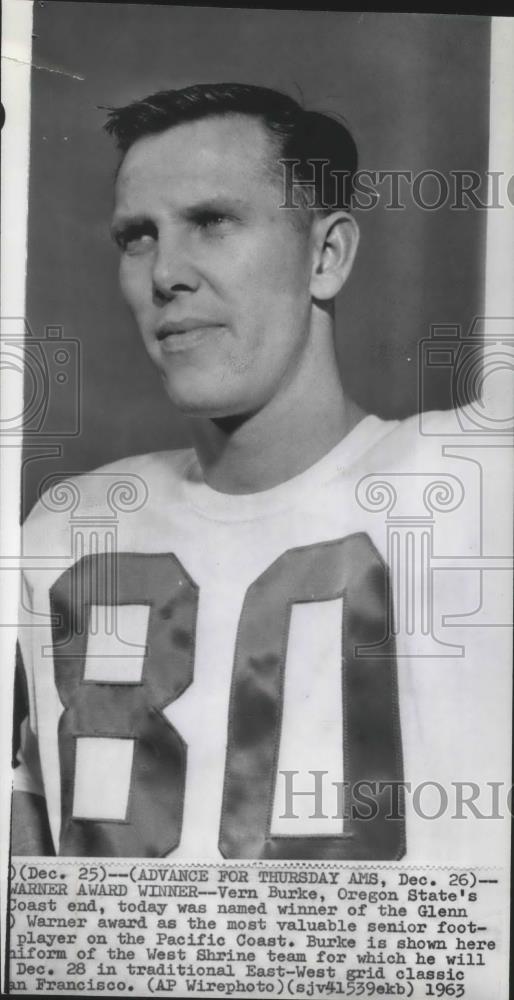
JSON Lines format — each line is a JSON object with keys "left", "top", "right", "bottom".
{"left": 112, "top": 114, "right": 316, "bottom": 418}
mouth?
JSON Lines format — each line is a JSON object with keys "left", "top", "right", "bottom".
{"left": 156, "top": 320, "right": 224, "bottom": 352}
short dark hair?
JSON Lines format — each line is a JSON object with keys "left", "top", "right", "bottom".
{"left": 103, "top": 82, "right": 358, "bottom": 211}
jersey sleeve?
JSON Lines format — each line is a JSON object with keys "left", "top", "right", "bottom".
{"left": 12, "top": 574, "right": 45, "bottom": 799}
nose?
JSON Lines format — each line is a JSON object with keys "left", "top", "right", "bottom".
{"left": 152, "top": 233, "right": 200, "bottom": 302}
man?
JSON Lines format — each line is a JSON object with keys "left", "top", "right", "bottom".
{"left": 11, "top": 83, "right": 509, "bottom": 860}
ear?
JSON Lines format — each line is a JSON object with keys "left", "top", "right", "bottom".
{"left": 309, "top": 211, "right": 360, "bottom": 301}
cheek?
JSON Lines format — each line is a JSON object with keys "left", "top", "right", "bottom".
{"left": 239, "top": 265, "right": 310, "bottom": 350}
{"left": 245, "top": 230, "right": 311, "bottom": 303}
{"left": 119, "top": 260, "right": 151, "bottom": 316}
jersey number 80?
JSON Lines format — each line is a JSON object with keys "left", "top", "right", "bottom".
{"left": 51, "top": 535, "right": 405, "bottom": 859}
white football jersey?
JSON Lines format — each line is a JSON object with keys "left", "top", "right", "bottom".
{"left": 13, "top": 409, "right": 511, "bottom": 862}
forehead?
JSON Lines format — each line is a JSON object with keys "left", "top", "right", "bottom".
{"left": 114, "top": 114, "right": 281, "bottom": 213}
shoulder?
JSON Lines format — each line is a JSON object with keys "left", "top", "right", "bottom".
{"left": 23, "top": 448, "right": 194, "bottom": 549}
{"left": 346, "top": 406, "right": 480, "bottom": 517}
{"left": 360, "top": 405, "right": 476, "bottom": 470}
{"left": 349, "top": 406, "right": 481, "bottom": 549}
{"left": 385, "top": 405, "right": 470, "bottom": 443}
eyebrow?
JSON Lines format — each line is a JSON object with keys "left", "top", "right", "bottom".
{"left": 111, "top": 194, "right": 251, "bottom": 236}
{"left": 110, "top": 214, "right": 150, "bottom": 240}
{"left": 184, "top": 195, "right": 249, "bottom": 217}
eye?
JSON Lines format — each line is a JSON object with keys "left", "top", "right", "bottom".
{"left": 114, "top": 222, "right": 157, "bottom": 254}
{"left": 194, "top": 211, "right": 232, "bottom": 232}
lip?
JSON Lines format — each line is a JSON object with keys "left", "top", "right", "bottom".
{"left": 156, "top": 319, "right": 223, "bottom": 340}
{"left": 156, "top": 320, "right": 225, "bottom": 354}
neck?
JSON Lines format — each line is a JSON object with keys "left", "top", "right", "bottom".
{"left": 188, "top": 323, "right": 367, "bottom": 495}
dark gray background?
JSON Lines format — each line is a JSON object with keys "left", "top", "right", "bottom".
{"left": 22, "top": 5, "right": 491, "bottom": 517}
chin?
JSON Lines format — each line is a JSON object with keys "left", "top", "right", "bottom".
{"left": 161, "top": 373, "right": 252, "bottom": 420}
